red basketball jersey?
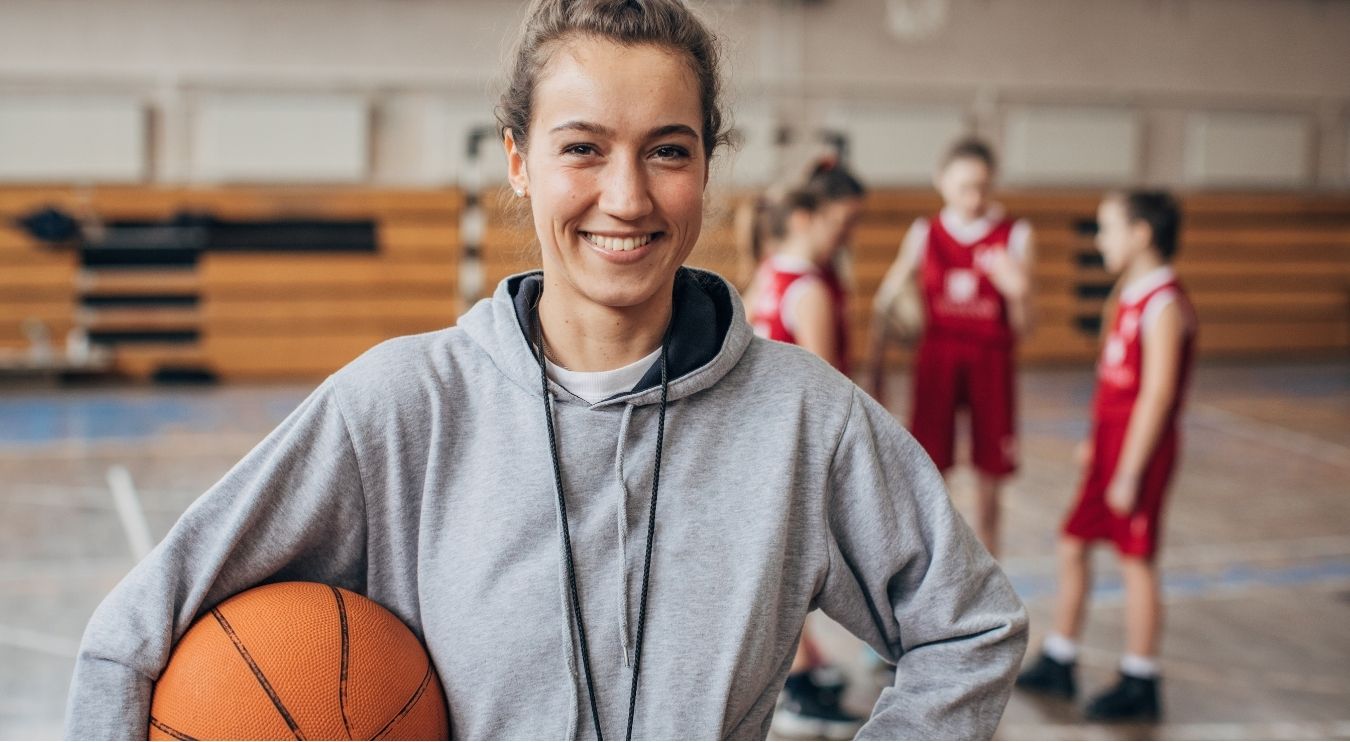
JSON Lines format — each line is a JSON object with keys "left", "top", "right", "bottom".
{"left": 921, "top": 214, "right": 1017, "bottom": 347}
{"left": 749, "top": 256, "right": 851, "bottom": 375}
{"left": 1094, "top": 271, "right": 1197, "bottom": 423}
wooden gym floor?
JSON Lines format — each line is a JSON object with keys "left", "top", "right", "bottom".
{"left": 1, "top": 360, "right": 1347, "bottom": 740}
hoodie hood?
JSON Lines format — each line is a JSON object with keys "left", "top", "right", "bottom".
{"left": 458, "top": 266, "right": 753, "bottom": 408}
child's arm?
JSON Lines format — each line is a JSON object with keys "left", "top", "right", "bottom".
{"left": 1107, "top": 299, "right": 1184, "bottom": 514}
{"left": 789, "top": 278, "right": 840, "bottom": 370}
{"left": 868, "top": 220, "right": 928, "bottom": 398}
{"left": 873, "top": 219, "right": 927, "bottom": 312}
{"left": 984, "top": 226, "right": 1035, "bottom": 336}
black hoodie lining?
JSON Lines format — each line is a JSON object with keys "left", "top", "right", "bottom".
{"left": 508, "top": 268, "right": 733, "bottom": 399}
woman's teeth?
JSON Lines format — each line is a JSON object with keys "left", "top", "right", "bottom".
{"left": 584, "top": 233, "right": 654, "bottom": 252}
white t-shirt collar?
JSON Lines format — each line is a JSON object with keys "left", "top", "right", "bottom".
{"left": 544, "top": 346, "right": 662, "bottom": 405}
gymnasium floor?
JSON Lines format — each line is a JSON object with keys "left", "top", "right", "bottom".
{"left": 1, "top": 361, "right": 1347, "bottom": 740}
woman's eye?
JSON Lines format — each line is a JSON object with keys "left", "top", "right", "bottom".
{"left": 563, "top": 144, "right": 597, "bottom": 157}
{"left": 653, "top": 145, "right": 690, "bottom": 160}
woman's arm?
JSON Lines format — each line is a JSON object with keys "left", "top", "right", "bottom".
{"left": 1106, "top": 299, "right": 1184, "bottom": 514}
{"left": 815, "top": 389, "right": 1028, "bottom": 739}
{"left": 64, "top": 380, "right": 369, "bottom": 740}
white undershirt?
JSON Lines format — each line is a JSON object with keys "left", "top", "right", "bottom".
{"left": 544, "top": 346, "right": 662, "bottom": 405}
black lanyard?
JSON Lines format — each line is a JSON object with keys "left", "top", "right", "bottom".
{"left": 533, "top": 313, "right": 669, "bottom": 740}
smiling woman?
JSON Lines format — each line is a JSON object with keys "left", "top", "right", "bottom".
{"left": 64, "top": 2, "right": 1027, "bottom": 741}
{"left": 504, "top": 38, "right": 707, "bottom": 371}
{"left": 498, "top": 1, "right": 727, "bottom": 373}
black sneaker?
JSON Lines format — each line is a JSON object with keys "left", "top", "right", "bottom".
{"left": 1084, "top": 673, "right": 1161, "bottom": 722}
{"left": 772, "top": 669, "right": 864, "bottom": 740}
{"left": 1015, "top": 652, "right": 1077, "bottom": 699}
{"left": 806, "top": 664, "right": 848, "bottom": 697}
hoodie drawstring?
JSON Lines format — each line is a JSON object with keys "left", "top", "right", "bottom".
{"left": 547, "top": 388, "right": 582, "bottom": 741}
{"left": 614, "top": 402, "right": 636, "bottom": 668}
{"left": 534, "top": 314, "right": 670, "bottom": 741}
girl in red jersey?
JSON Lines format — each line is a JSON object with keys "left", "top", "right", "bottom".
{"left": 1017, "top": 191, "right": 1197, "bottom": 722}
{"left": 747, "top": 160, "right": 865, "bottom": 375}
{"left": 743, "top": 161, "right": 867, "bottom": 739}
{"left": 873, "top": 137, "right": 1034, "bottom": 558}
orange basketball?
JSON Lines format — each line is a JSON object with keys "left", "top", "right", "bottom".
{"left": 149, "top": 581, "right": 448, "bottom": 741}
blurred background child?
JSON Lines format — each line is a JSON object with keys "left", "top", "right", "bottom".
{"left": 1017, "top": 191, "right": 1196, "bottom": 722}
{"left": 872, "top": 137, "right": 1034, "bottom": 558}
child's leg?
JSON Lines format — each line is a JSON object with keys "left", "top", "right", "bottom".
{"left": 910, "top": 337, "right": 958, "bottom": 473}
{"left": 974, "top": 473, "right": 1003, "bottom": 559}
{"left": 1117, "top": 428, "right": 1175, "bottom": 664}
{"left": 1016, "top": 535, "right": 1088, "bottom": 697}
{"left": 967, "top": 343, "right": 1016, "bottom": 558}
{"left": 777, "top": 627, "right": 863, "bottom": 737}
{"left": 1083, "top": 555, "right": 1164, "bottom": 721}
{"left": 1053, "top": 536, "right": 1091, "bottom": 641}
{"left": 1082, "top": 439, "right": 1173, "bottom": 721}
{"left": 789, "top": 630, "right": 821, "bottom": 673}
{"left": 1120, "top": 556, "right": 1162, "bottom": 659}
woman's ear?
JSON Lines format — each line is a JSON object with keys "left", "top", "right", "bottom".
{"left": 503, "top": 129, "right": 529, "bottom": 197}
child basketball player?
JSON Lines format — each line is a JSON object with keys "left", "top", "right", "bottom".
{"left": 747, "top": 162, "right": 864, "bottom": 375}
{"left": 744, "top": 163, "right": 867, "bottom": 739}
{"left": 1017, "top": 191, "right": 1196, "bottom": 722}
{"left": 873, "top": 137, "right": 1034, "bottom": 558}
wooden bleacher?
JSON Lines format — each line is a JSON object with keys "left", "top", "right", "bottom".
{"left": 0, "top": 187, "right": 461, "bottom": 380}
{"left": 850, "top": 191, "right": 1350, "bottom": 369}
{"left": 1, "top": 186, "right": 1347, "bottom": 381}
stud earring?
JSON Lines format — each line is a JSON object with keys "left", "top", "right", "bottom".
{"left": 515, "top": 188, "right": 526, "bottom": 198}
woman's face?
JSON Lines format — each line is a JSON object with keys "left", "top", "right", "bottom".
{"left": 505, "top": 38, "right": 707, "bottom": 313}
{"left": 935, "top": 157, "right": 993, "bottom": 220}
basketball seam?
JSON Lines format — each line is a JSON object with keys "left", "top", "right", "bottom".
{"left": 212, "top": 606, "right": 308, "bottom": 741}
{"left": 371, "top": 664, "right": 434, "bottom": 741}
{"left": 331, "top": 586, "right": 355, "bottom": 741}
{"left": 149, "top": 716, "right": 198, "bottom": 741}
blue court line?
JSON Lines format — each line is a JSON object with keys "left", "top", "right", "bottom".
{"left": 1007, "top": 556, "right": 1350, "bottom": 603}
{"left": 0, "top": 391, "right": 308, "bottom": 444}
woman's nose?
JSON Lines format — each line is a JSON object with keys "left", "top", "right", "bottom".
{"left": 598, "top": 157, "right": 654, "bottom": 221}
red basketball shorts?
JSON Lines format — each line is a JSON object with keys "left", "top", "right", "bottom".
{"left": 1062, "top": 416, "right": 1179, "bottom": 561}
{"left": 910, "top": 334, "right": 1017, "bottom": 477}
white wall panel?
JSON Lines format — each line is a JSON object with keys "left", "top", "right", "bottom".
{"left": 191, "top": 94, "right": 369, "bottom": 183}
{"left": 825, "top": 104, "right": 967, "bottom": 185}
{"left": 1003, "top": 106, "right": 1139, "bottom": 185}
{"left": 721, "top": 101, "right": 779, "bottom": 187}
{"left": 1184, "top": 111, "right": 1310, "bottom": 187}
{"left": 439, "top": 101, "right": 507, "bottom": 187}
{"left": 0, "top": 95, "right": 146, "bottom": 182}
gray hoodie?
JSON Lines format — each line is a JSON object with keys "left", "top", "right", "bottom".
{"left": 65, "top": 268, "right": 1027, "bottom": 740}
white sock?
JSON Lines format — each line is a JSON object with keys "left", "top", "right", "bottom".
{"left": 1042, "top": 633, "right": 1078, "bottom": 664}
{"left": 1120, "top": 654, "right": 1161, "bottom": 679}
